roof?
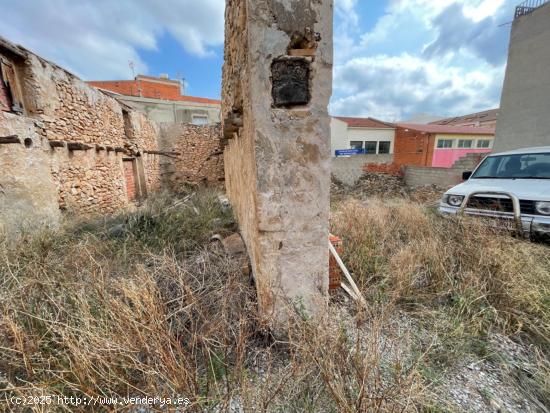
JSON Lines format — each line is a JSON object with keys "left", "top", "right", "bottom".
{"left": 430, "top": 108, "right": 499, "bottom": 126}
{"left": 396, "top": 123, "right": 495, "bottom": 135}
{"left": 335, "top": 116, "right": 395, "bottom": 129}
{"left": 87, "top": 79, "right": 221, "bottom": 105}
{"left": 172, "top": 95, "right": 221, "bottom": 105}
{"left": 491, "top": 146, "right": 550, "bottom": 156}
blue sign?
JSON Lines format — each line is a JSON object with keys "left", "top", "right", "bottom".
{"left": 335, "top": 149, "right": 363, "bottom": 156}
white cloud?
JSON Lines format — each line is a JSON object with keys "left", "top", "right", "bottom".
{"left": 335, "top": 0, "right": 359, "bottom": 26}
{"left": 331, "top": 0, "right": 513, "bottom": 120}
{"left": 331, "top": 53, "right": 504, "bottom": 121}
{"left": 0, "top": 0, "right": 225, "bottom": 80}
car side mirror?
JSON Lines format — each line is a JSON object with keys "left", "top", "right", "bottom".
{"left": 462, "top": 171, "right": 472, "bottom": 181}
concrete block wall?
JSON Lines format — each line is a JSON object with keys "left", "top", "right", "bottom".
{"left": 332, "top": 154, "right": 393, "bottom": 185}
{"left": 404, "top": 152, "right": 486, "bottom": 188}
{"left": 404, "top": 166, "right": 462, "bottom": 188}
{"left": 494, "top": 3, "right": 550, "bottom": 152}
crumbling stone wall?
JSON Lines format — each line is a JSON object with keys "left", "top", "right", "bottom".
{"left": 0, "top": 34, "right": 223, "bottom": 233}
{"left": 24, "top": 54, "right": 126, "bottom": 148}
{"left": 0, "top": 36, "right": 170, "bottom": 227}
{"left": 50, "top": 149, "right": 127, "bottom": 214}
{"left": 222, "top": 0, "right": 333, "bottom": 325}
{"left": 159, "top": 123, "right": 224, "bottom": 190}
{"left": 144, "top": 153, "right": 161, "bottom": 192}
{"left": 124, "top": 109, "right": 159, "bottom": 153}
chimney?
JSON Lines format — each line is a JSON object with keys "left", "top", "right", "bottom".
{"left": 159, "top": 73, "right": 169, "bottom": 80}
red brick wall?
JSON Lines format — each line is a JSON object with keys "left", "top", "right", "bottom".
{"left": 393, "top": 127, "right": 435, "bottom": 167}
{"left": 88, "top": 78, "right": 181, "bottom": 100}
{"left": 363, "top": 162, "right": 402, "bottom": 176}
{"left": 123, "top": 160, "right": 137, "bottom": 201}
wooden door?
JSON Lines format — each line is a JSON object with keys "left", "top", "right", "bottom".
{"left": 123, "top": 159, "right": 137, "bottom": 201}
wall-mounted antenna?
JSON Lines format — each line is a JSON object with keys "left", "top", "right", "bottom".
{"left": 176, "top": 71, "right": 187, "bottom": 95}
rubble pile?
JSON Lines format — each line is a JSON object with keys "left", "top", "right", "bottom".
{"left": 332, "top": 172, "right": 446, "bottom": 205}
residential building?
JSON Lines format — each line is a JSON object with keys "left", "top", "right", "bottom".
{"left": 394, "top": 123, "right": 495, "bottom": 168}
{"left": 88, "top": 75, "right": 221, "bottom": 125}
{"left": 430, "top": 108, "right": 499, "bottom": 128}
{"left": 331, "top": 116, "right": 396, "bottom": 157}
{"left": 494, "top": 0, "right": 550, "bottom": 152}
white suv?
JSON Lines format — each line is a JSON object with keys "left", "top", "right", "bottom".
{"left": 439, "top": 146, "right": 550, "bottom": 240}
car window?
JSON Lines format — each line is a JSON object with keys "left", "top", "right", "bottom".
{"left": 472, "top": 153, "right": 550, "bottom": 179}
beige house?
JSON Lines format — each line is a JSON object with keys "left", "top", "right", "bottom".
{"left": 331, "top": 116, "right": 396, "bottom": 157}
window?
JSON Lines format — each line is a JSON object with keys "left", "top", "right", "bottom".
{"left": 437, "top": 139, "right": 453, "bottom": 148}
{"left": 472, "top": 153, "right": 550, "bottom": 179}
{"left": 378, "top": 141, "right": 391, "bottom": 154}
{"left": 191, "top": 115, "right": 209, "bottom": 125}
{"left": 458, "top": 139, "right": 473, "bottom": 148}
{"left": 364, "top": 141, "right": 377, "bottom": 154}
{"left": 350, "top": 141, "right": 363, "bottom": 150}
{"left": 477, "top": 140, "right": 491, "bottom": 149}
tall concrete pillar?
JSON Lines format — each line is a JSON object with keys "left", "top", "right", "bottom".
{"left": 222, "top": 0, "right": 333, "bottom": 326}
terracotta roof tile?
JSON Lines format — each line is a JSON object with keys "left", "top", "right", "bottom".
{"left": 335, "top": 116, "right": 395, "bottom": 129}
{"left": 430, "top": 109, "right": 499, "bottom": 126}
{"left": 397, "top": 123, "right": 495, "bottom": 135}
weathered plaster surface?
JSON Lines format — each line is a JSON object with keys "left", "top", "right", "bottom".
{"left": 222, "top": 0, "right": 333, "bottom": 325}
{"left": 0, "top": 112, "right": 60, "bottom": 234}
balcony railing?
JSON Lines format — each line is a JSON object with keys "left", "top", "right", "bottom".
{"left": 515, "top": 0, "right": 549, "bottom": 19}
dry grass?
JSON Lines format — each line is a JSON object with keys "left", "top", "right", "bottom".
{"left": 0, "top": 191, "right": 427, "bottom": 412}
{"left": 1, "top": 191, "right": 548, "bottom": 411}
{"left": 331, "top": 198, "right": 550, "bottom": 407}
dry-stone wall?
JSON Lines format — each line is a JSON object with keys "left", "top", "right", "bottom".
{"left": 0, "top": 36, "right": 189, "bottom": 232}
{"left": 159, "top": 123, "right": 224, "bottom": 190}
{"left": 1, "top": 35, "right": 224, "bottom": 233}
{"left": 50, "top": 149, "right": 127, "bottom": 214}
{"left": 24, "top": 54, "right": 126, "bottom": 148}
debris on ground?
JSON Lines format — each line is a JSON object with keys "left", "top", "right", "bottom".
{"left": 332, "top": 172, "right": 448, "bottom": 205}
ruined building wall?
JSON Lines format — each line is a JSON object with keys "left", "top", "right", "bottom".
{"left": 0, "top": 111, "right": 61, "bottom": 234}
{"left": 222, "top": 0, "right": 333, "bottom": 324}
{"left": 24, "top": 54, "right": 126, "bottom": 148}
{"left": 1, "top": 34, "right": 224, "bottom": 234}
{"left": 0, "top": 37, "right": 167, "bottom": 231}
{"left": 159, "top": 123, "right": 224, "bottom": 190}
{"left": 50, "top": 149, "right": 127, "bottom": 214}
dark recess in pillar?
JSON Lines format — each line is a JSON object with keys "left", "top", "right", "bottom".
{"left": 0, "top": 135, "right": 20, "bottom": 144}
{"left": 271, "top": 58, "right": 310, "bottom": 108}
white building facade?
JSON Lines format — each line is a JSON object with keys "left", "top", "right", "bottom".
{"left": 331, "top": 117, "right": 396, "bottom": 157}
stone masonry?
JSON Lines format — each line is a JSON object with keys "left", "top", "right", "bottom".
{"left": 0, "top": 36, "right": 222, "bottom": 233}
{"left": 222, "top": 0, "right": 333, "bottom": 325}
{"left": 159, "top": 123, "right": 224, "bottom": 190}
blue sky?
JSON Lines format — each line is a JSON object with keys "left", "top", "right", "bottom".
{"left": 0, "top": 0, "right": 516, "bottom": 121}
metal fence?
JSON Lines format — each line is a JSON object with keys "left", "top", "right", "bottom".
{"left": 515, "top": 0, "right": 549, "bottom": 19}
